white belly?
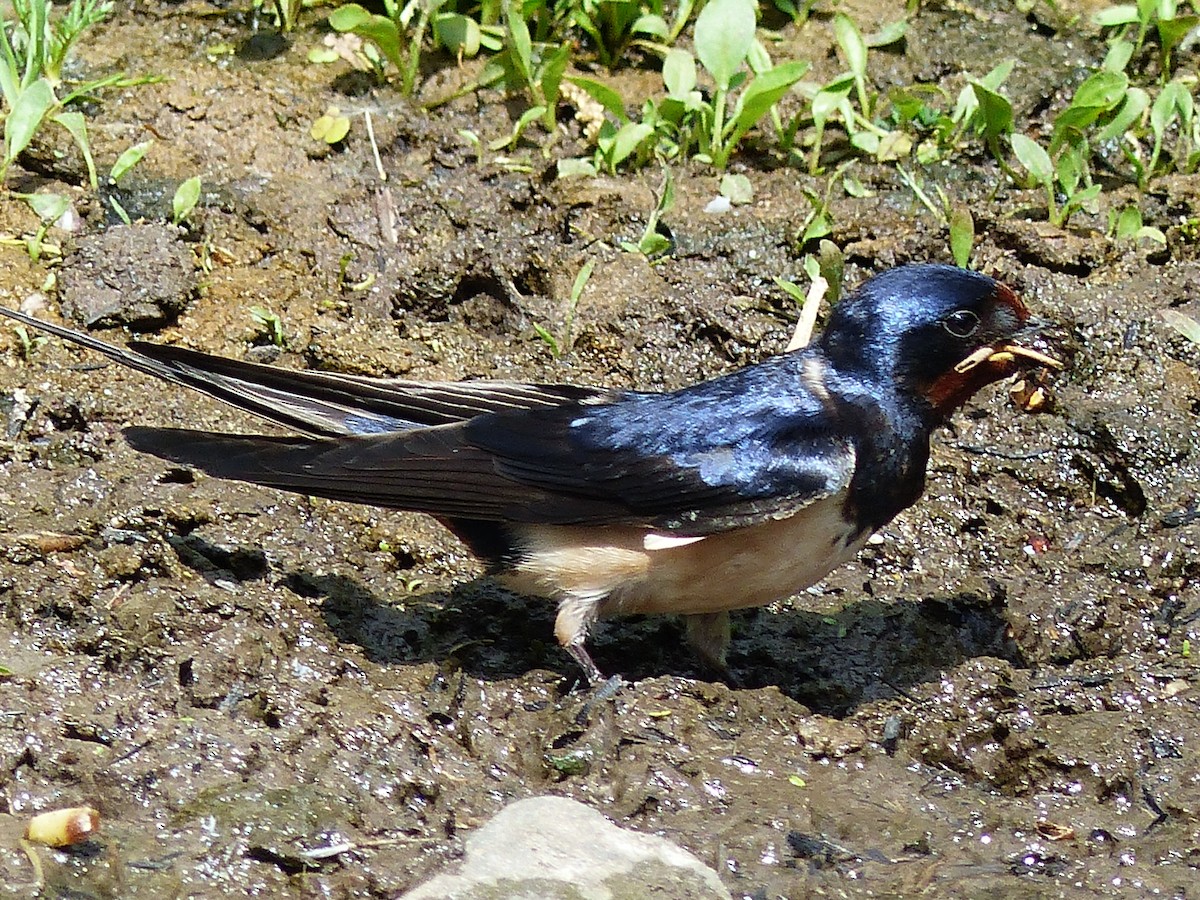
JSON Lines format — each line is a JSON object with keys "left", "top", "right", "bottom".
{"left": 502, "top": 495, "right": 870, "bottom": 619}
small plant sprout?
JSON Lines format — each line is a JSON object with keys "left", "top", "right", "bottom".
{"left": 109, "top": 139, "right": 152, "bottom": 183}
{"left": 12, "top": 190, "right": 69, "bottom": 260}
{"left": 172, "top": 175, "right": 202, "bottom": 225}
{"left": 620, "top": 169, "right": 675, "bottom": 258}
{"left": 270, "top": 0, "right": 304, "bottom": 32}
{"left": 533, "top": 256, "right": 595, "bottom": 359}
{"left": 719, "top": 172, "right": 753, "bottom": 205}
{"left": 329, "top": 0, "right": 442, "bottom": 96}
{"left": 311, "top": 106, "right": 351, "bottom": 144}
{"left": 11, "top": 323, "right": 48, "bottom": 358}
{"left": 0, "top": 0, "right": 153, "bottom": 188}
{"left": 1009, "top": 132, "right": 1101, "bottom": 228}
{"left": 249, "top": 306, "right": 287, "bottom": 348}
{"left": 1110, "top": 204, "right": 1167, "bottom": 245}
{"left": 691, "top": 0, "right": 809, "bottom": 169}
{"left": 1093, "top": 0, "right": 1200, "bottom": 77}
{"left": 802, "top": 14, "right": 908, "bottom": 172}
{"left": 486, "top": 0, "right": 570, "bottom": 133}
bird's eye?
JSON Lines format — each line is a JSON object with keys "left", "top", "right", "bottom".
{"left": 943, "top": 309, "right": 981, "bottom": 338}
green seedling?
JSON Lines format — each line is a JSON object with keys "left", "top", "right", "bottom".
{"left": 172, "top": 175, "right": 202, "bottom": 226}
{"left": 1094, "top": 0, "right": 1199, "bottom": 78}
{"left": 433, "top": 9, "right": 503, "bottom": 59}
{"left": 719, "top": 172, "right": 752, "bottom": 204}
{"left": 249, "top": 306, "right": 287, "bottom": 348}
{"left": 0, "top": 0, "right": 152, "bottom": 188}
{"left": 10, "top": 0, "right": 112, "bottom": 86}
{"left": 483, "top": 0, "right": 570, "bottom": 132}
{"left": 1147, "top": 78, "right": 1196, "bottom": 178}
{"left": 564, "top": 75, "right": 654, "bottom": 172}
{"left": 565, "top": 0, "right": 687, "bottom": 68}
{"left": 1010, "top": 133, "right": 1101, "bottom": 227}
{"left": 12, "top": 190, "right": 67, "bottom": 260}
{"left": 11, "top": 323, "right": 48, "bottom": 360}
{"left": 795, "top": 170, "right": 847, "bottom": 248}
{"left": 690, "top": 0, "right": 809, "bottom": 169}
{"left": 620, "top": 169, "right": 675, "bottom": 258}
{"left": 801, "top": 14, "right": 909, "bottom": 172}
{"left": 1109, "top": 204, "right": 1167, "bottom": 245}
{"left": 269, "top": 0, "right": 304, "bottom": 31}
{"left": 109, "top": 139, "right": 152, "bottom": 183}
{"left": 536, "top": 256, "right": 596, "bottom": 358}
{"left": 311, "top": 106, "right": 351, "bottom": 144}
{"left": 487, "top": 104, "right": 546, "bottom": 151}
{"left": 330, "top": 0, "right": 442, "bottom": 95}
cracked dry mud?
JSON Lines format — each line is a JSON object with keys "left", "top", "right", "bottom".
{"left": 0, "top": 0, "right": 1199, "bottom": 896}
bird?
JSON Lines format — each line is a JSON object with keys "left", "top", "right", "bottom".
{"left": 0, "top": 264, "right": 1059, "bottom": 683}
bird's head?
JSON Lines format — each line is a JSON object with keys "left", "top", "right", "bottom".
{"left": 817, "top": 264, "right": 1060, "bottom": 421}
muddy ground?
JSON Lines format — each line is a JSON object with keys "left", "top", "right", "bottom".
{"left": 0, "top": 0, "right": 1199, "bottom": 896}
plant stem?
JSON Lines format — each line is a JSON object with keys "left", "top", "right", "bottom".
{"left": 709, "top": 87, "right": 727, "bottom": 163}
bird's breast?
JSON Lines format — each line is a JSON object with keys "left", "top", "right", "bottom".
{"left": 500, "top": 496, "right": 870, "bottom": 618}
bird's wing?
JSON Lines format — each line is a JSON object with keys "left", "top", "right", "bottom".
{"left": 0, "top": 307, "right": 604, "bottom": 435}
{"left": 126, "top": 356, "right": 857, "bottom": 534}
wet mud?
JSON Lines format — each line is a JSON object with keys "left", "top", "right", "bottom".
{"left": 1, "top": 0, "right": 1199, "bottom": 896}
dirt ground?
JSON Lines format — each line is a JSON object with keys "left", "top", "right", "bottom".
{"left": 0, "top": 0, "right": 1199, "bottom": 896}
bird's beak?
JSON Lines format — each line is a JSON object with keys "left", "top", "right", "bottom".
{"left": 953, "top": 342, "right": 1062, "bottom": 375}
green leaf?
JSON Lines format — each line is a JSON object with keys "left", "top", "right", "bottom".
{"left": 979, "top": 59, "right": 1015, "bottom": 92}
{"left": 1068, "top": 70, "right": 1129, "bottom": 113}
{"left": 173, "top": 175, "right": 202, "bottom": 225}
{"left": 532, "top": 322, "right": 560, "bottom": 356}
{"left": 694, "top": 0, "right": 756, "bottom": 92}
{"left": 949, "top": 206, "right": 974, "bottom": 268}
{"left": 727, "top": 59, "right": 809, "bottom": 142}
{"left": 50, "top": 110, "right": 98, "bottom": 190}
{"left": 632, "top": 13, "right": 669, "bottom": 37}
{"left": 1010, "top": 133, "right": 1054, "bottom": 186}
{"left": 435, "top": 13, "right": 482, "bottom": 57}
{"left": 110, "top": 140, "right": 153, "bottom": 182}
{"left": 812, "top": 73, "right": 855, "bottom": 128}
{"left": 505, "top": 0, "right": 533, "bottom": 87}
{"left": 4, "top": 80, "right": 55, "bottom": 165}
{"left": 567, "top": 76, "right": 628, "bottom": 123}
{"left": 1102, "top": 39, "right": 1135, "bottom": 73}
{"left": 834, "top": 14, "right": 867, "bottom": 79}
{"left": 1158, "top": 15, "right": 1199, "bottom": 55}
{"left": 662, "top": 48, "right": 697, "bottom": 99}
{"left": 1162, "top": 308, "right": 1200, "bottom": 346}
{"left": 14, "top": 192, "right": 70, "bottom": 222}
{"left": 328, "top": 3, "right": 371, "bottom": 30}
{"left": 330, "top": 6, "right": 404, "bottom": 71}
{"left": 968, "top": 80, "right": 1013, "bottom": 139}
{"left": 1092, "top": 4, "right": 1139, "bottom": 26}
{"left": 311, "top": 110, "right": 351, "bottom": 143}
{"left": 1152, "top": 80, "right": 1188, "bottom": 136}
{"left": 1113, "top": 204, "right": 1143, "bottom": 240}
{"left": 570, "top": 259, "right": 596, "bottom": 305}
{"left": 865, "top": 19, "right": 907, "bottom": 47}
{"left": 556, "top": 157, "right": 597, "bottom": 178}
{"left": 1097, "top": 87, "right": 1149, "bottom": 142}
{"left": 607, "top": 121, "right": 653, "bottom": 168}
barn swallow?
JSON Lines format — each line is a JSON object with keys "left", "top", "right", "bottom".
{"left": 0, "top": 264, "right": 1059, "bottom": 682}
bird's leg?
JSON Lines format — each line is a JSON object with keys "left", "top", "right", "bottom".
{"left": 684, "top": 611, "right": 735, "bottom": 681}
{"left": 555, "top": 593, "right": 605, "bottom": 685}
{"left": 565, "top": 640, "right": 606, "bottom": 686}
